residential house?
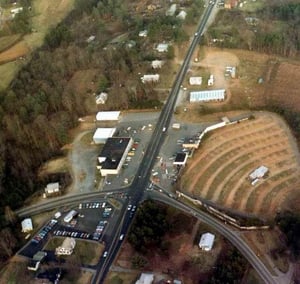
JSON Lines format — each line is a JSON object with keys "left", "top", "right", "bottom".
{"left": 55, "top": 237, "right": 76, "bottom": 255}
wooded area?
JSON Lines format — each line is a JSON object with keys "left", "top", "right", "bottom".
{"left": 0, "top": 0, "right": 203, "bottom": 266}
{"left": 207, "top": 2, "right": 300, "bottom": 57}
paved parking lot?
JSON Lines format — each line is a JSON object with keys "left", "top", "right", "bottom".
{"left": 151, "top": 119, "right": 209, "bottom": 191}
{"left": 19, "top": 199, "right": 121, "bottom": 258}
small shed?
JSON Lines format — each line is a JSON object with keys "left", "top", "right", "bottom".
{"left": 166, "top": 4, "right": 177, "bottom": 16}
{"left": 176, "top": 10, "right": 187, "bottom": 20}
{"left": 139, "top": 30, "right": 148, "bottom": 37}
{"left": 95, "top": 92, "right": 108, "bottom": 104}
{"left": 173, "top": 153, "right": 188, "bottom": 166}
{"left": 156, "top": 43, "right": 169, "bottom": 53}
{"left": 136, "top": 273, "right": 154, "bottom": 284}
{"left": 199, "top": 232, "right": 215, "bottom": 251}
{"left": 45, "top": 182, "right": 60, "bottom": 196}
{"left": 93, "top": 128, "right": 116, "bottom": 144}
{"left": 189, "top": 77, "right": 202, "bottom": 85}
{"left": 21, "top": 218, "right": 33, "bottom": 233}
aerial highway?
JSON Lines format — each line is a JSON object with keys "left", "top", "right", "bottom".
{"left": 16, "top": 2, "right": 281, "bottom": 284}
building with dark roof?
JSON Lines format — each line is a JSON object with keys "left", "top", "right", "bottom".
{"left": 97, "top": 137, "right": 133, "bottom": 176}
{"left": 173, "top": 153, "right": 188, "bottom": 166}
{"left": 27, "top": 251, "right": 47, "bottom": 271}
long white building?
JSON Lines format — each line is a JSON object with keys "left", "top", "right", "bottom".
{"left": 190, "top": 89, "right": 226, "bottom": 102}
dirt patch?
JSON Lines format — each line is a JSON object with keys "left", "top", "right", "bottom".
{"left": 38, "top": 157, "right": 69, "bottom": 177}
{"left": 0, "top": 41, "right": 29, "bottom": 63}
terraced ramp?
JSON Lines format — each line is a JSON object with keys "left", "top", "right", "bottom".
{"left": 180, "top": 112, "right": 300, "bottom": 217}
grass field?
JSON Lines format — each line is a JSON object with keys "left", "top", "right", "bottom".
{"left": 45, "top": 237, "right": 104, "bottom": 265}
{"left": 0, "top": 0, "right": 75, "bottom": 90}
{"left": 180, "top": 112, "right": 300, "bottom": 217}
{"left": 0, "top": 34, "right": 22, "bottom": 53}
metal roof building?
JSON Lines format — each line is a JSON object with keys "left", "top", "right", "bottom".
{"left": 156, "top": 43, "right": 169, "bottom": 52}
{"left": 189, "top": 76, "right": 202, "bottom": 85}
{"left": 190, "top": 89, "right": 226, "bottom": 102}
{"left": 136, "top": 273, "right": 154, "bottom": 284}
{"left": 199, "top": 232, "right": 215, "bottom": 251}
{"left": 249, "top": 166, "right": 269, "bottom": 181}
{"left": 21, "top": 218, "right": 33, "bottom": 233}
{"left": 93, "top": 128, "right": 116, "bottom": 144}
{"left": 96, "top": 111, "right": 120, "bottom": 121}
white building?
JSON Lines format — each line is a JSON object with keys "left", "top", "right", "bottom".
{"left": 21, "top": 218, "right": 33, "bottom": 233}
{"left": 199, "top": 232, "right": 215, "bottom": 251}
{"left": 208, "top": 74, "right": 214, "bottom": 86}
{"left": 176, "top": 10, "right": 187, "bottom": 20}
{"left": 156, "top": 43, "right": 169, "bottom": 53}
{"left": 189, "top": 76, "right": 202, "bottom": 85}
{"left": 86, "top": 35, "right": 95, "bottom": 43}
{"left": 141, "top": 74, "right": 160, "bottom": 83}
{"left": 190, "top": 89, "right": 226, "bottom": 102}
{"left": 45, "top": 182, "right": 60, "bottom": 196}
{"left": 96, "top": 111, "right": 120, "bottom": 122}
{"left": 136, "top": 273, "right": 154, "bottom": 284}
{"left": 95, "top": 92, "right": 108, "bottom": 104}
{"left": 63, "top": 210, "right": 78, "bottom": 223}
{"left": 139, "top": 30, "right": 148, "bottom": 37}
{"left": 166, "top": 4, "right": 177, "bottom": 16}
{"left": 11, "top": 7, "right": 23, "bottom": 17}
{"left": 249, "top": 166, "right": 269, "bottom": 181}
{"left": 93, "top": 128, "right": 116, "bottom": 144}
{"left": 151, "top": 60, "right": 164, "bottom": 69}
{"left": 55, "top": 238, "right": 76, "bottom": 256}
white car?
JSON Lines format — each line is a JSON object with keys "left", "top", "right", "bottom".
{"left": 119, "top": 234, "right": 124, "bottom": 241}
{"left": 103, "top": 251, "right": 108, "bottom": 258}
{"left": 127, "top": 205, "right": 132, "bottom": 211}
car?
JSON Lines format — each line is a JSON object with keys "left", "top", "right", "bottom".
{"left": 132, "top": 206, "right": 136, "bottom": 212}
{"left": 119, "top": 234, "right": 124, "bottom": 241}
{"left": 194, "top": 32, "right": 198, "bottom": 37}
{"left": 103, "top": 251, "right": 108, "bottom": 258}
{"left": 127, "top": 205, "right": 132, "bottom": 211}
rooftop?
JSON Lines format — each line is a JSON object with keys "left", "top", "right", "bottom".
{"left": 174, "top": 152, "right": 187, "bottom": 163}
{"left": 96, "top": 111, "right": 120, "bottom": 121}
{"left": 99, "top": 137, "right": 132, "bottom": 170}
{"left": 190, "top": 89, "right": 226, "bottom": 102}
